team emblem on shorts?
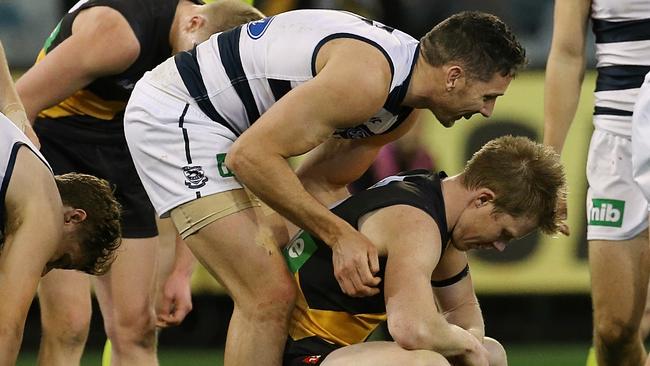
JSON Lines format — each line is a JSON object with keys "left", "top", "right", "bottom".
{"left": 182, "top": 165, "right": 208, "bottom": 189}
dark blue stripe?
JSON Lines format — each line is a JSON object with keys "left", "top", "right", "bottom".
{"left": 593, "top": 18, "right": 650, "bottom": 44}
{"left": 178, "top": 104, "right": 192, "bottom": 164}
{"left": 594, "top": 106, "right": 633, "bottom": 116}
{"left": 384, "top": 44, "right": 420, "bottom": 114}
{"left": 174, "top": 48, "right": 240, "bottom": 137}
{"left": 217, "top": 26, "right": 260, "bottom": 124}
{"left": 310, "top": 33, "right": 395, "bottom": 86}
{"left": 0, "top": 143, "right": 22, "bottom": 236}
{"left": 383, "top": 107, "right": 414, "bottom": 135}
{"left": 596, "top": 65, "right": 650, "bottom": 92}
{"left": 268, "top": 79, "right": 292, "bottom": 102}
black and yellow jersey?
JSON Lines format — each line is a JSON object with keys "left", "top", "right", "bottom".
{"left": 36, "top": 0, "right": 203, "bottom": 121}
{"left": 283, "top": 170, "right": 450, "bottom": 352}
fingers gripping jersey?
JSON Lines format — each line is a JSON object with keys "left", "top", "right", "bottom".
{"left": 0, "top": 116, "right": 51, "bottom": 238}
{"left": 283, "top": 171, "right": 449, "bottom": 351}
{"left": 591, "top": 0, "right": 650, "bottom": 136}
{"left": 143, "top": 9, "right": 419, "bottom": 139}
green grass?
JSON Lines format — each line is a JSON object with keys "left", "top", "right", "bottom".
{"left": 17, "top": 344, "right": 589, "bottom": 366}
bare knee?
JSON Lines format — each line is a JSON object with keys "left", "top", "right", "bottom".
{"left": 484, "top": 337, "right": 507, "bottom": 366}
{"left": 105, "top": 306, "right": 157, "bottom": 352}
{"left": 238, "top": 277, "right": 297, "bottom": 323}
{"left": 40, "top": 306, "right": 91, "bottom": 349}
{"left": 408, "top": 350, "right": 451, "bottom": 366}
{"left": 594, "top": 314, "right": 640, "bottom": 347}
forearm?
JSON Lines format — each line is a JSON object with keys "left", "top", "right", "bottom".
{"left": 0, "top": 325, "right": 23, "bottom": 365}
{"left": 228, "top": 151, "right": 352, "bottom": 246}
{"left": 171, "top": 234, "right": 195, "bottom": 277}
{"left": 0, "top": 42, "right": 28, "bottom": 129}
{"left": 443, "top": 301, "right": 485, "bottom": 341}
{"left": 544, "top": 51, "right": 586, "bottom": 153}
{"left": 389, "top": 302, "right": 480, "bottom": 358}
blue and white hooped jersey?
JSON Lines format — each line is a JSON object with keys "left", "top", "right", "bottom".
{"left": 591, "top": 0, "right": 650, "bottom": 137}
{"left": 157, "top": 9, "right": 419, "bottom": 139}
{"left": 0, "top": 115, "right": 51, "bottom": 234}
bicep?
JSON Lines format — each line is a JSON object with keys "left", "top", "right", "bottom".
{"left": 432, "top": 247, "right": 476, "bottom": 312}
{"left": 372, "top": 207, "right": 442, "bottom": 317}
{"left": 234, "top": 41, "right": 392, "bottom": 159}
{"left": 16, "top": 6, "right": 139, "bottom": 120}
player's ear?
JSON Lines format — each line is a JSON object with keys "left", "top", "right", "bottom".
{"left": 446, "top": 65, "right": 464, "bottom": 90}
{"left": 64, "top": 208, "right": 87, "bottom": 224}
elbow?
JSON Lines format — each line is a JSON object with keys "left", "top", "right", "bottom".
{"left": 225, "top": 140, "right": 252, "bottom": 177}
{"left": 388, "top": 316, "right": 434, "bottom": 351}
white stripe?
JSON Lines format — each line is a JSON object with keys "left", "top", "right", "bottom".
{"left": 595, "top": 41, "right": 650, "bottom": 68}
{"left": 595, "top": 88, "right": 641, "bottom": 112}
{"left": 592, "top": 0, "right": 650, "bottom": 21}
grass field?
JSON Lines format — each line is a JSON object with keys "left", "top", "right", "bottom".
{"left": 17, "top": 344, "right": 590, "bottom": 366}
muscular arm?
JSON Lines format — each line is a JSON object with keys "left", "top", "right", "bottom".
{"left": 362, "top": 205, "right": 486, "bottom": 361}
{"left": 432, "top": 246, "right": 484, "bottom": 341}
{"left": 543, "top": 0, "right": 591, "bottom": 153}
{"left": 297, "top": 111, "right": 419, "bottom": 206}
{"left": 15, "top": 6, "right": 140, "bottom": 122}
{"left": 0, "top": 147, "right": 63, "bottom": 364}
{"left": 0, "top": 40, "right": 36, "bottom": 144}
{"left": 226, "top": 39, "right": 392, "bottom": 296}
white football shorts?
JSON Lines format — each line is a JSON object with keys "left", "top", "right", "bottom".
{"left": 586, "top": 128, "right": 649, "bottom": 240}
{"left": 124, "top": 72, "right": 243, "bottom": 218}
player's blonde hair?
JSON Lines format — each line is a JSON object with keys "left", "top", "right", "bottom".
{"left": 198, "top": 0, "right": 264, "bottom": 38}
{"left": 461, "top": 136, "right": 566, "bottom": 234}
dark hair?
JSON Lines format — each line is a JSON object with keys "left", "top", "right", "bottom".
{"left": 55, "top": 173, "right": 122, "bottom": 275}
{"left": 461, "top": 136, "right": 566, "bottom": 234}
{"left": 420, "top": 11, "right": 527, "bottom": 81}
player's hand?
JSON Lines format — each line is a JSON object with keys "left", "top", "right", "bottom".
{"left": 3, "top": 103, "right": 40, "bottom": 148}
{"left": 156, "top": 269, "right": 193, "bottom": 328}
{"left": 448, "top": 327, "right": 490, "bottom": 366}
{"left": 331, "top": 228, "right": 381, "bottom": 297}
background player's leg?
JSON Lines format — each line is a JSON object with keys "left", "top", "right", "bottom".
{"left": 591, "top": 232, "right": 650, "bottom": 366}
{"left": 94, "top": 237, "right": 159, "bottom": 366}
{"left": 37, "top": 270, "right": 92, "bottom": 366}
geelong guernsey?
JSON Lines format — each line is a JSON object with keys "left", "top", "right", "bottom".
{"left": 591, "top": 0, "right": 650, "bottom": 136}
{"left": 168, "top": 9, "right": 420, "bottom": 139}
{"left": 0, "top": 116, "right": 51, "bottom": 238}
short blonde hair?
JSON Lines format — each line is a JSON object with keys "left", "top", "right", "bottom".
{"left": 199, "top": 0, "right": 264, "bottom": 37}
{"left": 461, "top": 136, "right": 566, "bottom": 234}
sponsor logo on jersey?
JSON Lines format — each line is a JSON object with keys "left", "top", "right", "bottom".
{"left": 284, "top": 231, "right": 318, "bottom": 273}
{"left": 182, "top": 165, "right": 208, "bottom": 189}
{"left": 589, "top": 198, "right": 625, "bottom": 227}
{"left": 247, "top": 16, "right": 274, "bottom": 40}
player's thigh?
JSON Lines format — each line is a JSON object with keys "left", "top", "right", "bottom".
{"left": 590, "top": 232, "right": 650, "bottom": 323}
{"left": 93, "top": 237, "right": 159, "bottom": 325}
{"left": 176, "top": 194, "right": 291, "bottom": 300}
{"left": 321, "top": 342, "right": 450, "bottom": 366}
{"left": 38, "top": 269, "right": 92, "bottom": 327}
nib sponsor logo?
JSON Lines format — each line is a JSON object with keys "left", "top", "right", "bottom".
{"left": 589, "top": 199, "right": 624, "bottom": 227}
